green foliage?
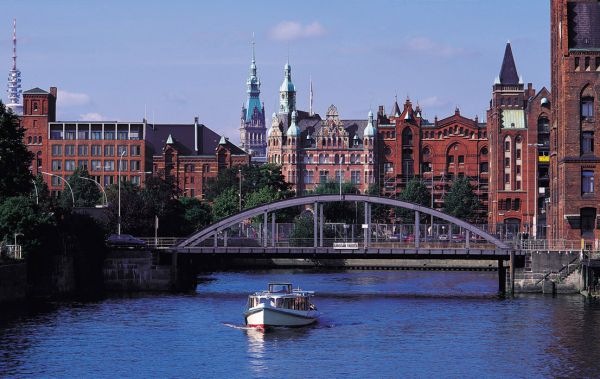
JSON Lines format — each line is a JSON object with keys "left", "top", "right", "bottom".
{"left": 31, "top": 174, "right": 54, "bottom": 212}
{"left": 204, "top": 163, "right": 292, "bottom": 202}
{"left": 106, "top": 181, "right": 149, "bottom": 235}
{"left": 212, "top": 187, "right": 240, "bottom": 221}
{"left": 0, "top": 196, "right": 56, "bottom": 257}
{"left": 366, "top": 183, "right": 388, "bottom": 223}
{"left": 179, "top": 197, "right": 213, "bottom": 235}
{"left": 290, "top": 212, "right": 314, "bottom": 246}
{"left": 0, "top": 101, "right": 33, "bottom": 198}
{"left": 443, "top": 177, "right": 480, "bottom": 222}
{"left": 397, "top": 177, "right": 431, "bottom": 222}
{"left": 58, "top": 167, "right": 102, "bottom": 209}
{"left": 311, "top": 180, "right": 362, "bottom": 223}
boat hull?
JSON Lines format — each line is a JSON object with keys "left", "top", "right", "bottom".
{"left": 245, "top": 306, "right": 316, "bottom": 328}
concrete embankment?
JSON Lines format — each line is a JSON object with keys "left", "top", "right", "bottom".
{"left": 103, "top": 250, "right": 173, "bottom": 291}
{"left": 0, "top": 263, "right": 27, "bottom": 303}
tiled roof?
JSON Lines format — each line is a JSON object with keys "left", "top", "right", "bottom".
{"left": 23, "top": 87, "right": 49, "bottom": 95}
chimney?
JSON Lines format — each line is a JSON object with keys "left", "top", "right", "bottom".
{"left": 50, "top": 86, "right": 57, "bottom": 98}
{"left": 194, "top": 116, "right": 199, "bottom": 153}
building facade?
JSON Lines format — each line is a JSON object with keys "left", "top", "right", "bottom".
{"left": 549, "top": 0, "right": 600, "bottom": 242}
{"left": 239, "top": 42, "right": 266, "bottom": 159}
{"left": 21, "top": 87, "right": 249, "bottom": 200}
{"left": 487, "top": 42, "right": 551, "bottom": 237}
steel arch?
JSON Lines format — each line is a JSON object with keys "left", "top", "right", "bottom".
{"left": 177, "top": 194, "right": 508, "bottom": 249}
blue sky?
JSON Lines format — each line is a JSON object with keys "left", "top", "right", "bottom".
{"left": 4, "top": 0, "right": 550, "bottom": 143}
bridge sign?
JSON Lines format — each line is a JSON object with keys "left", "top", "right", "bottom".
{"left": 333, "top": 242, "right": 359, "bottom": 250}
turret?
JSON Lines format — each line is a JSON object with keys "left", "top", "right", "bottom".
{"left": 279, "top": 61, "right": 296, "bottom": 114}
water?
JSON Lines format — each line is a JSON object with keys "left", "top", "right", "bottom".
{"left": 1, "top": 269, "right": 600, "bottom": 378}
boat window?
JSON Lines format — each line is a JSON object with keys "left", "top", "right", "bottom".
{"left": 269, "top": 284, "right": 291, "bottom": 293}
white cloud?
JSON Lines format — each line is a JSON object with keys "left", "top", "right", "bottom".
{"left": 420, "top": 96, "right": 450, "bottom": 108}
{"left": 407, "top": 37, "right": 465, "bottom": 58}
{"left": 79, "top": 112, "right": 105, "bottom": 121}
{"left": 57, "top": 90, "right": 91, "bottom": 107}
{"left": 269, "top": 21, "right": 326, "bottom": 42}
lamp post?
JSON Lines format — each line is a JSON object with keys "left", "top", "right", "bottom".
{"left": 118, "top": 150, "right": 126, "bottom": 235}
{"left": 79, "top": 176, "right": 108, "bottom": 207}
{"left": 41, "top": 171, "right": 74, "bottom": 207}
{"left": 31, "top": 179, "right": 39, "bottom": 205}
{"left": 238, "top": 168, "right": 243, "bottom": 212}
{"left": 339, "top": 156, "right": 343, "bottom": 198}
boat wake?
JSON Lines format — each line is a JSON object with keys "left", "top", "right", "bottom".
{"left": 222, "top": 322, "right": 254, "bottom": 330}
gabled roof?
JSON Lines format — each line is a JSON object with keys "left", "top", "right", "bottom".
{"left": 146, "top": 123, "right": 220, "bottom": 157}
{"left": 391, "top": 101, "right": 401, "bottom": 117}
{"left": 499, "top": 42, "right": 519, "bottom": 85}
{"left": 23, "top": 87, "right": 49, "bottom": 95}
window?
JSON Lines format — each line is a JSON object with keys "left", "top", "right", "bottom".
{"left": 78, "top": 145, "right": 89, "bottom": 156}
{"left": 91, "top": 160, "right": 102, "bottom": 171}
{"left": 190, "top": 176, "right": 194, "bottom": 184}
{"left": 505, "top": 158, "right": 510, "bottom": 167}
{"left": 335, "top": 170, "right": 344, "bottom": 183}
{"left": 516, "top": 180, "right": 521, "bottom": 190}
{"left": 582, "top": 170, "right": 594, "bottom": 194}
{"left": 118, "top": 160, "right": 128, "bottom": 171}
{"left": 479, "top": 162, "right": 489, "bottom": 173}
{"left": 504, "top": 174, "right": 510, "bottom": 183}
{"left": 303, "top": 170, "right": 314, "bottom": 184}
{"left": 78, "top": 160, "right": 88, "bottom": 169}
{"left": 575, "top": 57, "right": 580, "bottom": 70}
{"left": 51, "top": 175, "right": 61, "bottom": 187}
{"left": 103, "top": 175, "right": 114, "bottom": 186}
{"left": 51, "top": 160, "right": 62, "bottom": 170}
{"left": 65, "top": 160, "right": 76, "bottom": 171}
{"left": 104, "top": 131, "right": 115, "bottom": 140}
{"left": 130, "top": 160, "right": 141, "bottom": 171}
{"left": 91, "top": 131, "right": 102, "bottom": 140}
{"left": 504, "top": 141, "right": 510, "bottom": 151}
{"left": 581, "top": 207, "right": 597, "bottom": 236}
{"left": 104, "top": 145, "right": 115, "bottom": 156}
{"left": 448, "top": 155, "right": 454, "bottom": 164}
{"left": 117, "top": 145, "right": 128, "bottom": 156}
{"left": 516, "top": 149, "right": 521, "bottom": 159}
{"left": 118, "top": 131, "right": 128, "bottom": 140}
{"left": 65, "top": 131, "right": 76, "bottom": 140}
{"left": 582, "top": 131, "right": 594, "bottom": 154}
{"left": 350, "top": 170, "right": 361, "bottom": 184}
{"left": 91, "top": 145, "right": 102, "bottom": 156}
{"left": 582, "top": 97, "right": 594, "bottom": 119}
{"left": 513, "top": 199, "right": 520, "bottom": 210}
{"left": 51, "top": 145, "right": 62, "bottom": 156}
{"left": 65, "top": 145, "right": 76, "bottom": 156}
{"left": 506, "top": 199, "right": 512, "bottom": 210}
{"left": 130, "top": 145, "right": 141, "bottom": 156}
{"left": 131, "top": 176, "right": 140, "bottom": 185}
{"left": 78, "top": 130, "right": 89, "bottom": 140}
{"left": 27, "top": 136, "right": 32, "bottom": 144}
{"left": 516, "top": 165, "right": 521, "bottom": 174}
{"left": 458, "top": 155, "right": 464, "bottom": 164}
{"left": 104, "top": 160, "right": 115, "bottom": 172}
{"left": 319, "top": 170, "right": 329, "bottom": 183}
{"left": 402, "top": 128, "right": 413, "bottom": 146}
{"left": 384, "top": 162, "right": 393, "bottom": 173}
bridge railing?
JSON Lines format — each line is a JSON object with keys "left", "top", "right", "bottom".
{"left": 138, "top": 237, "right": 184, "bottom": 248}
{"left": 515, "top": 239, "right": 596, "bottom": 251}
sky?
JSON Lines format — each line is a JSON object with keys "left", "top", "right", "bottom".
{"left": 4, "top": 0, "right": 550, "bottom": 144}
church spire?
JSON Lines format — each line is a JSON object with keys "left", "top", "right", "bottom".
{"left": 7, "top": 19, "right": 22, "bottom": 115}
{"left": 240, "top": 36, "right": 266, "bottom": 158}
{"left": 499, "top": 41, "right": 519, "bottom": 85}
{"left": 279, "top": 59, "right": 296, "bottom": 114}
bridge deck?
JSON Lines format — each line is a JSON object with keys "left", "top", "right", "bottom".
{"left": 169, "top": 247, "right": 520, "bottom": 260}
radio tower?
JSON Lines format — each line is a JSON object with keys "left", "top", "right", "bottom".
{"left": 7, "top": 19, "right": 22, "bottom": 115}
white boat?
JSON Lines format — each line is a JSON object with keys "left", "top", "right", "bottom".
{"left": 244, "top": 283, "right": 318, "bottom": 328}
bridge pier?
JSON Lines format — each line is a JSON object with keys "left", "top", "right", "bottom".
{"left": 319, "top": 203, "right": 324, "bottom": 247}
{"left": 498, "top": 259, "right": 506, "bottom": 296}
{"left": 271, "top": 213, "right": 276, "bottom": 247}
{"left": 263, "top": 211, "right": 268, "bottom": 247}
{"left": 415, "top": 211, "right": 420, "bottom": 249}
{"left": 364, "top": 202, "right": 370, "bottom": 248}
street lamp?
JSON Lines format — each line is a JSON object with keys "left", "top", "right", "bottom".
{"left": 41, "top": 171, "right": 74, "bottom": 207}
{"left": 78, "top": 176, "right": 108, "bottom": 207}
{"left": 238, "top": 168, "right": 243, "bottom": 212}
{"left": 118, "top": 150, "right": 126, "bottom": 235}
{"left": 31, "top": 179, "right": 39, "bottom": 205}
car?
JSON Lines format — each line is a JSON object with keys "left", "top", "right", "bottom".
{"left": 106, "top": 234, "right": 146, "bottom": 247}
{"left": 451, "top": 234, "right": 465, "bottom": 242}
{"left": 403, "top": 234, "right": 415, "bottom": 242}
{"left": 438, "top": 234, "right": 449, "bottom": 241}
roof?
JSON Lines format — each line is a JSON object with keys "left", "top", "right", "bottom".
{"left": 499, "top": 43, "right": 519, "bottom": 85}
{"left": 23, "top": 87, "right": 49, "bottom": 95}
{"left": 567, "top": 2, "right": 600, "bottom": 50}
{"left": 146, "top": 123, "right": 245, "bottom": 157}
{"left": 501, "top": 109, "right": 526, "bottom": 129}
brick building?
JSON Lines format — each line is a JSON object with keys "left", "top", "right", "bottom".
{"left": 21, "top": 86, "right": 249, "bottom": 200}
{"left": 149, "top": 119, "right": 250, "bottom": 199}
{"left": 487, "top": 43, "right": 551, "bottom": 237}
{"left": 549, "top": 0, "right": 600, "bottom": 242}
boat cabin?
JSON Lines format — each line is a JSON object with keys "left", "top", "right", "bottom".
{"left": 269, "top": 283, "right": 292, "bottom": 293}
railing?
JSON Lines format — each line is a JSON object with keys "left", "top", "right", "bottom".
{"left": 535, "top": 255, "right": 581, "bottom": 285}
{"left": 516, "top": 240, "right": 589, "bottom": 251}
{"left": 4, "top": 244, "right": 23, "bottom": 260}
{"left": 138, "top": 237, "right": 183, "bottom": 248}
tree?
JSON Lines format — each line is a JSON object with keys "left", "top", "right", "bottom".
{"left": 366, "top": 183, "right": 388, "bottom": 223}
{"left": 289, "top": 213, "right": 314, "bottom": 246}
{"left": 312, "top": 180, "right": 361, "bottom": 223}
{"left": 0, "top": 101, "right": 33, "bottom": 198}
{"left": 212, "top": 187, "right": 239, "bottom": 221}
{"left": 397, "top": 178, "right": 431, "bottom": 222}
{"left": 443, "top": 177, "right": 480, "bottom": 222}
{"left": 58, "top": 167, "right": 102, "bottom": 209}
{"left": 179, "top": 197, "right": 213, "bottom": 235}
{"left": 204, "top": 163, "right": 292, "bottom": 203}
{"left": 106, "top": 181, "right": 151, "bottom": 236}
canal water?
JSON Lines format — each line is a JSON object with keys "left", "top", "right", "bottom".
{"left": 1, "top": 269, "right": 600, "bottom": 378}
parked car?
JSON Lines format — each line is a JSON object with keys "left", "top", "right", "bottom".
{"left": 403, "top": 234, "right": 415, "bottom": 242}
{"left": 106, "top": 234, "right": 146, "bottom": 247}
{"left": 451, "top": 234, "right": 465, "bottom": 242}
{"left": 438, "top": 234, "right": 449, "bottom": 241}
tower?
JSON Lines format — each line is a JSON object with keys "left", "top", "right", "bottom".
{"left": 239, "top": 38, "right": 266, "bottom": 158}
{"left": 279, "top": 61, "right": 296, "bottom": 115}
{"left": 7, "top": 19, "right": 22, "bottom": 115}
{"left": 487, "top": 42, "right": 537, "bottom": 237}
{"left": 549, "top": 0, "right": 600, "bottom": 241}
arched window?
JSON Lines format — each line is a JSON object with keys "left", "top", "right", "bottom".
{"left": 334, "top": 154, "right": 339, "bottom": 164}
{"left": 504, "top": 136, "right": 512, "bottom": 190}
{"left": 402, "top": 128, "right": 413, "bottom": 146}
{"left": 319, "top": 154, "right": 324, "bottom": 164}
{"left": 582, "top": 96, "right": 594, "bottom": 120}
{"left": 28, "top": 136, "right": 32, "bottom": 144}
